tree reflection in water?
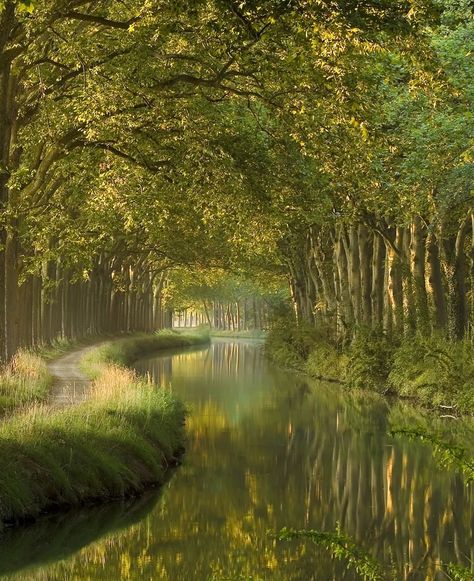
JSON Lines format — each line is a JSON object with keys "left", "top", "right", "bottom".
{"left": 2, "top": 339, "right": 473, "bottom": 580}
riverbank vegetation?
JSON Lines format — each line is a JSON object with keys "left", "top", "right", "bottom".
{"left": 267, "top": 319, "right": 474, "bottom": 414}
{"left": 80, "top": 329, "right": 210, "bottom": 379}
{"left": 0, "top": 330, "right": 210, "bottom": 528}
{"left": 0, "top": 369, "right": 185, "bottom": 529}
{"left": 0, "top": 351, "right": 51, "bottom": 413}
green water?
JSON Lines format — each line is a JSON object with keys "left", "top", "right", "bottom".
{"left": 1, "top": 339, "right": 473, "bottom": 580}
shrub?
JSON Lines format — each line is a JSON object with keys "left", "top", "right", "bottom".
{"left": 305, "top": 343, "right": 348, "bottom": 381}
{"left": 389, "top": 335, "right": 474, "bottom": 410}
{"left": 266, "top": 316, "right": 328, "bottom": 369}
{"left": 345, "top": 328, "right": 396, "bottom": 392}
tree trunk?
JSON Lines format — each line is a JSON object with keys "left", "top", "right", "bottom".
{"left": 386, "top": 227, "right": 404, "bottom": 336}
{"left": 358, "top": 223, "right": 372, "bottom": 327}
{"left": 427, "top": 233, "right": 447, "bottom": 332}
{"left": 371, "top": 233, "right": 385, "bottom": 328}
{"left": 410, "top": 216, "right": 429, "bottom": 335}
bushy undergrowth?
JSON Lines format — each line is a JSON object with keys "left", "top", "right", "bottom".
{"left": 389, "top": 335, "right": 474, "bottom": 412}
{"left": 81, "top": 329, "right": 210, "bottom": 379}
{"left": 0, "top": 351, "right": 52, "bottom": 413}
{"left": 267, "top": 317, "right": 474, "bottom": 414}
{"left": 0, "top": 365, "right": 185, "bottom": 529}
{"left": 266, "top": 318, "right": 327, "bottom": 369}
{"left": 345, "top": 329, "right": 395, "bottom": 393}
{"left": 305, "top": 343, "right": 349, "bottom": 382}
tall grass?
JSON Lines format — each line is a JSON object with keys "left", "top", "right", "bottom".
{"left": 0, "top": 330, "right": 209, "bottom": 528}
{"left": 0, "top": 351, "right": 52, "bottom": 414}
{"left": 0, "top": 366, "right": 185, "bottom": 529}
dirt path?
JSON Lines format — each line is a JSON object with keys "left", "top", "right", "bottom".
{"left": 48, "top": 344, "right": 102, "bottom": 407}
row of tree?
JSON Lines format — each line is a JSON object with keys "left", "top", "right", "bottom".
{"left": 0, "top": 0, "right": 472, "bottom": 359}
{"left": 174, "top": 299, "right": 270, "bottom": 331}
{"left": 279, "top": 0, "right": 473, "bottom": 342}
{"left": 5, "top": 255, "right": 172, "bottom": 356}
{"left": 168, "top": 269, "right": 278, "bottom": 331}
{"left": 0, "top": 0, "right": 292, "bottom": 359}
{"left": 286, "top": 216, "right": 474, "bottom": 342}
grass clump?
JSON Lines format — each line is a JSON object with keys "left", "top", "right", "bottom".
{"left": 0, "top": 364, "right": 185, "bottom": 529}
{"left": 0, "top": 351, "right": 52, "bottom": 414}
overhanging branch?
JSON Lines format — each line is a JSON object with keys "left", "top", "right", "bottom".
{"left": 62, "top": 11, "right": 140, "bottom": 30}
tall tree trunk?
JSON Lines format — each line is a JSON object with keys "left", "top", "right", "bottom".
{"left": 346, "top": 225, "right": 362, "bottom": 326}
{"left": 335, "top": 228, "right": 353, "bottom": 339}
{"left": 371, "top": 233, "right": 385, "bottom": 328}
{"left": 359, "top": 224, "right": 372, "bottom": 327}
{"left": 386, "top": 227, "right": 404, "bottom": 336}
{"left": 402, "top": 226, "right": 416, "bottom": 334}
{"left": 410, "top": 216, "right": 429, "bottom": 335}
{"left": 427, "top": 233, "right": 447, "bottom": 332}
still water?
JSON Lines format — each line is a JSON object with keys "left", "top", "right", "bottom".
{"left": 1, "top": 339, "right": 473, "bottom": 580}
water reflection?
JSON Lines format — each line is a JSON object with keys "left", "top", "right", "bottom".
{"left": 1, "top": 339, "right": 474, "bottom": 580}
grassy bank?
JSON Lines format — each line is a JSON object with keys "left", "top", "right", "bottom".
{"left": 81, "top": 329, "right": 210, "bottom": 378}
{"left": 266, "top": 322, "right": 474, "bottom": 415}
{"left": 0, "top": 336, "right": 110, "bottom": 415}
{"left": 0, "top": 330, "right": 209, "bottom": 529}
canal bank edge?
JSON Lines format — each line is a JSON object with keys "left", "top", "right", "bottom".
{"left": 0, "top": 330, "right": 210, "bottom": 531}
{"left": 266, "top": 321, "right": 474, "bottom": 417}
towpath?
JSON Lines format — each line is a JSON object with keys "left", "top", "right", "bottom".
{"left": 47, "top": 344, "right": 102, "bottom": 407}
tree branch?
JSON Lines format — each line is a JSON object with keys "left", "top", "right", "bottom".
{"left": 75, "top": 140, "right": 172, "bottom": 172}
{"left": 62, "top": 10, "right": 140, "bottom": 30}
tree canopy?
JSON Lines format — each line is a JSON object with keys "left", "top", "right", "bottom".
{"left": 0, "top": 0, "right": 472, "bottom": 356}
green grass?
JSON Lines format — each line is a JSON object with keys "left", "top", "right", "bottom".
{"left": 80, "top": 329, "right": 210, "bottom": 379}
{"left": 0, "top": 329, "right": 210, "bottom": 529}
{"left": 0, "top": 351, "right": 52, "bottom": 414}
{"left": 0, "top": 370, "right": 185, "bottom": 529}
